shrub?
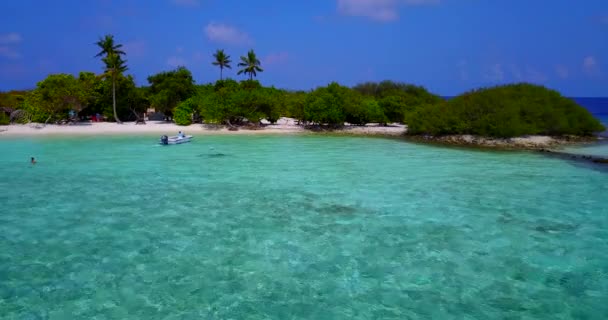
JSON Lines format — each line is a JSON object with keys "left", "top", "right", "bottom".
{"left": 354, "top": 81, "right": 442, "bottom": 123}
{"left": 304, "top": 83, "right": 350, "bottom": 126}
{"left": 344, "top": 96, "right": 387, "bottom": 125}
{"left": 173, "top": 98, "right": 197, "bottom": 126}
{"left": 408, "top": 83, "right": 605, "bottom": 137}
{"left": 0, "top": 112, "right": 9, "bottom": 125}
{"left": 284, "top": 91, "right": 306, "bottom": 122}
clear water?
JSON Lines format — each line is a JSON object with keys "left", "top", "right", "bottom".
{"left": 561, "top": 115, "right": 608, "bottom": 157}
{"left": 1, "top": 135, "right": 607, "bottom": 319}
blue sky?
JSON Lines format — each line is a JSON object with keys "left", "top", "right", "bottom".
{"left": 0, "top": 0, "right": 607, "bottom": 96}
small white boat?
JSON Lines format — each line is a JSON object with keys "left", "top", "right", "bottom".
{"left": 160, "top": 135, "right": 193, "bottom": 145}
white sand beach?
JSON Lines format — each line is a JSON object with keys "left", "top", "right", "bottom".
{"left": 2, "top": 119, "right": 594, "bottom": 150}
{"left": 0, "top": 117, "right": 408, "bottom": 137}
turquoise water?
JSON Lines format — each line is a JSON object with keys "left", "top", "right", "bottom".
{"left": 1, "top": 135, "right": 607, "bottom": 319}
{"left": 562, "top": 141, "right": 608, "bottom": 157}
{"left": 561, "top": 115, "right": 608, "bottom": 157}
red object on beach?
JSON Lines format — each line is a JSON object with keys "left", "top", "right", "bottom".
{"left": 91, "top": 115, "right": 97, "bottom": 122}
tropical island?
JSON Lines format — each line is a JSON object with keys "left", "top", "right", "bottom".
{"left": 0, "top": 35, "right": 604, "bottom": 149}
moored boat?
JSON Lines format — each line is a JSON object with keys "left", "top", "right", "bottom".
{"left": 160, "top": 135, "right": 193, "bottom": 145}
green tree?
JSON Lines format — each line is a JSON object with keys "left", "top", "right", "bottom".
{"left": 95, "top": 34, "right": 127, "bottom": 123}
{"left": 147, "top": 67, "right": 196, "bottom": 120}
{"left": 0, "top": 90, "right": 28, "bottom": 109}
{"left": 174, "top": 97, "right": 197, "bottom": 126}
{"left": 77, "top": 71, "right": 102, "bottom": 111}
{"left": 212, "top": 49, "right": 232, "bottom": 80}
{"left": 26, "top": 74, "right": 89, "bottom": 123}
{"left": 284, "top": 91, "right": 307, "bottom": 123}
{"left": 85, "top": 74, "right": 145, "bottom": 121}
{"left": 408, "top": 83, "right": 605, "bottom": 137}
{"left": 345, "top": 96, "right": 387, "bottom": 125}
{"left": 0, "top": 112, "right": 8, "bottom": 125}
{"left": 304, "top": 83, "right": 351, "bottom": 127}
{"left": 237, "top": 50, "right": 263, "bottom": 80}
{"left": 354, "top": 81, "right": 441, "bottom": 124}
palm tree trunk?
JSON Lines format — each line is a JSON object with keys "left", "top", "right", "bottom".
{"left": 249, "top": 72, "right": 252, "bottom": 81}
{"left": 220, "top": 67, "right": 223, "bottom": 81}
{"left": 112, "top": 75, "right": 121, "bottom": 124}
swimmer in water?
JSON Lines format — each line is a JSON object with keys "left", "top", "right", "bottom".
{"left": 31, "top": 157, "right": 36, "bottom": 164}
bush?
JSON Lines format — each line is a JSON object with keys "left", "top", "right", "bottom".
{"left": 284, "top": 91, "right": 306, "bottom": 122}
{"left": 344, "top": 96, "right": 387, "bottom": 125}
{"left": 0, "top": 112, "right": 9, "bottom": 125}
{"left": 304, "top": 83, "right": 349, "bottom": 126}
{"left": 21, "top": 92, "right": 52, "bottom": 123}
{"left": 408, "top": 83, "right": 605, "bottom": 137}
{"left": 173, "top": 98, "right": 197, "bottom": 125}
{"left": 354, "top": 81, "right": 442, "bottom": 123}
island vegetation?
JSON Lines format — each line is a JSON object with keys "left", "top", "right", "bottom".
{"left": 0, "top": 34, "right": 604, "bottom": 142}
{"left": 408, "top": 84, "right": 605, "bottom": 137}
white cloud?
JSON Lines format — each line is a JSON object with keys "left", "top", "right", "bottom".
{"left": 204, "top": 22, "right": 253, "bottom": 45}
{"left": 337, "top": 0, "right": 440, "bottom": 22}
{"left": 38, "top": 58, "right": 59, "bottom": 73}
{"left": 0, "top": 33, "right": 22, "bottom": 59}
{"left": 583, "top": 56, "right": 600, "bottom": 75}
{"left": 0, "top": 32, "right": 22, "bottom": 44}
{"left": 171, "top": 0, "right": 200, "bottom": 7}
{"left": 167, "top": 56, "right": 187, "bottom": 67}
{"left": 484, "top": 63, "right": 504, "bottom": 81}
{"left": 94, "top": 15, "right": 114, "bottom": 28}
{"left": 192, "top": 51, "right": 205, "bottom": 63}
{"left": 596, "top": 15, "right": 608, "bottom": 25}
{"left": 0, "top": 46, "right": 20, "bottom": 59}
{"left": 509, "top": 64, "right": 522, "bottom": 81}
{"left": 0, "top": 63, "right": 27, "bottom": 78}
{"left": 262, "top": 52, "right": 289, "bottom": 66}
{"left": 524, "top": 67, "right": 547, "bottom": 83}
{"left": 555, "top": 65, "right": 569, "bottom": 79}
{"left": 509, "top": 64, "right": 547, "bottom": 83}
{"left": 123, "top": 40, "right": 146, "bottom": 57}
{"left": 457, "top": 60, "right": 468, "bottom": 81}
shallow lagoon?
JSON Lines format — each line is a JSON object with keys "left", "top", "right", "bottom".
{"left": 1, "top": 135, "right": 607, "bottom": 319}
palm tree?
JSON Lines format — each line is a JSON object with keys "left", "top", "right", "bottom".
{"left": 237, "top": 49, "right": 263, "bottom": 80}
{"left": 212, "top": 49, "right": 231, "bottom": 80}
{"left": 95, "top": 34, "right": 127, "bottom": 123}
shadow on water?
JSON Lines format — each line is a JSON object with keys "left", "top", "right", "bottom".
{"left": 497, "top": 211, "right": 581, "bottom": 234}
{"left": 537, "top": 148, "right": 608, "bottom": 173}
{"left": 198, "top": 153, "right": 229, "bottom": 158}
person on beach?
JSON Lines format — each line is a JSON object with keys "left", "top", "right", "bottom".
{"left": 31, "top": 157, "right": 36, "bottom": 164}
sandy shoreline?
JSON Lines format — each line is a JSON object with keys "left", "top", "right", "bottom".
{"left": 2, "top": 119, "right": 602, "bottom": 153}
{"left": 0, "top": 118, "right": 407, "bottom": 137}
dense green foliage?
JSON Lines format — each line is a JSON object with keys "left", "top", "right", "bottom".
{"left": 21, "top": 73, "right": 92, "bottom": 123}
{"left": 304, "top": 83, "right": 348, "bottom": 126}
{"left": 81, "top": 74, "right": 147, "bottom": 122}
{"left": 0, "top": 90, "right": 27, "bottom": 109}
{"left": 408, "top": 83, "right": 605, "bottom": 137}
{"left": 173, "top": 97, "right": 196, "bottom": 126}
{"left": 147, "top": 67, "right": 196, "bottom": 118}
{"left": 1, "top": 36, "right": 603, "bottom": 138}
{"left": 0, "top": 112, "right": 9, "bottom": 125}
{"left": 353, "top": 81, "right": 442, "bottom": 123}
{"left": 174, "top": 79, "right": 283, "bottom": 126}
{"left": 302, "top": 82, "right": 392, "bottom": 126}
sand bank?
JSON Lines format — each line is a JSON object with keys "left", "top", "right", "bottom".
{"left": 2, "top": 119, "right": 598, "bottom": 151}
{"left": 0, "top": 118, "right": 407, "bottom": 137}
